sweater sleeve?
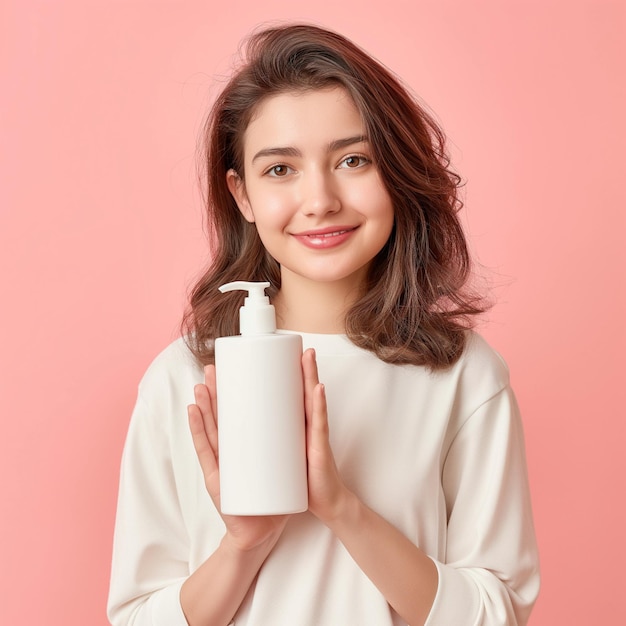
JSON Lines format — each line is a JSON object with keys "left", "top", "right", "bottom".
{"left": 107, "top": 392, "right": 190, "bottom": 626}
{"left": 425, "top": 386, "right": 540, "bottom": 626}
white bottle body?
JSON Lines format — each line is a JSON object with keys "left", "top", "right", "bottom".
{"left": 215, "top": 333, "right": 308, "bottom": 515}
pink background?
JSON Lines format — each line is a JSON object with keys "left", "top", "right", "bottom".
{"left": 1, "top": 1, "right": 624, "bottom": 624}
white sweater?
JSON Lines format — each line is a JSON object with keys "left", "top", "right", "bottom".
{"left": 108, "top": 331, "right": 539, "bottom": 625}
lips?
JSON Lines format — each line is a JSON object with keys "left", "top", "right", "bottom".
{"left": 292, "top": 225, "right": 358, "bottom": 249}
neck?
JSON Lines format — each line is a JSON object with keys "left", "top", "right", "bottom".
{"left": 273, "top": 271, "right": 364, "bottom": 334}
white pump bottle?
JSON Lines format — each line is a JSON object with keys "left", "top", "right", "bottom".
{"left": 214, "top": 281, "right": 308, "bottom": 515}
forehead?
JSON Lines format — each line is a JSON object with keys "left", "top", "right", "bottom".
{"left": 242, "top": 87, "right": 364, "bottom": 156}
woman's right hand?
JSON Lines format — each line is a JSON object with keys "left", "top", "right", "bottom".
{"left": 188, "top": 364, "right": 290, "bottom": 553}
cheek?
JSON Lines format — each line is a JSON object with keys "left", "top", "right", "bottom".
{"left": 247, "top": 189, "right": 292, "bottom": 229}
{"left": 344, "top": 172, "right": 392, "bottom": 211}
{"left": 369, "top": 190, "right": 395, "bottom": 247}
{"left": 256, "top": 206, "right": 291, "bottom": 232}
{"left": 360, "top": 182, "right": 394, "bottom": 222}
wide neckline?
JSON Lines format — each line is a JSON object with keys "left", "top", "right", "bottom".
{"left": 276, "top": 329, "right": 357, "bottom": 353}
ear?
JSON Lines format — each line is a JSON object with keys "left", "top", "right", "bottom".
{"left": 226, "top": 169, "right": 255, "bottom": 223}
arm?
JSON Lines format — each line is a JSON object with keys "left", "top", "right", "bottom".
{"left": 108, "top": 356, "right": 289, "bottom": 626}
{"left": 428, "top": 387, "right": 540, "bottom": 625}
{"left": 178, "top": 533, "right": 277, "bottom": 626}
{"left": 180, "top": 374, "right": 289, "bottom": 625}
{"left": 302, "top": 350, "right": 437, "bottom": 625}
{"left": 107, "top": 391, "right": 192, "bottom": 626}
{"left": 326, "top": 489, "right": 438, "bottom": 625}
{"left": 302, "top": 349, "right": 539, "bottom": 626}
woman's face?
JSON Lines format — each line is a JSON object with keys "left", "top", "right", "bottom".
{"left": 227, "top": 87, "right": 394, "bottom": 294}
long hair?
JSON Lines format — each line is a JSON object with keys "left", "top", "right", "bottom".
{"left": 182, "top": 23, "right": 487, "bottom": 369}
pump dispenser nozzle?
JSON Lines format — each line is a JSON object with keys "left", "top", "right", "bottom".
{"left": 219, "top": 281, "right": 276, "bottom": 335}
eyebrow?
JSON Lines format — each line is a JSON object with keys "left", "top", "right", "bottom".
{"left": 251, "top": 135, "right": 368, "bottom": 164}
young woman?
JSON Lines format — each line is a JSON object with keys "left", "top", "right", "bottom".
{"left": 108, "top": 24, "right": 540, "bottom": 626}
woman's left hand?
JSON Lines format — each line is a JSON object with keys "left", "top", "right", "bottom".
{"left": 301, "top": 348, "right": 352, "bottom": 524}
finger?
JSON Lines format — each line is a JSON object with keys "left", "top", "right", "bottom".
{"left": 306, "top": 382, "right": 332, "bottom": 471}
{"left": 193, "top": 382, "right": 211, "bottom": 416}
{"left": 204, "top": 364, "right": 218, "bottom": 422}
{"left": 311, "top": 383, "right": 329, "bottom": 442}
{"left": 188, "top": 402, "right": 218, "bottom": 483}
{"left": 302, "top": 348, "right": 319, "bottom": 420}
{"left": 203, "top": 365, "right": 219, "bottom": 454}
{"left": 194, "top": 382, "right": 218, "bottom": 460}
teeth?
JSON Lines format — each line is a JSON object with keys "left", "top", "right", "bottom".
{"left": 308, "top": 230, "right": 346, "bottom": 238}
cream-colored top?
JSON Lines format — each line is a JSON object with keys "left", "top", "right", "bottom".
{"left": 107, "top": 332, "right": 539, "bottom": 625}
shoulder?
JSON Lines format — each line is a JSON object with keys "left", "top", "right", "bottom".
{"left": 137, "top": 336, "right": 204, "bottom": 402}
{"left": 441, "top": 331, "right": 513, "bottom": 416}
{"left": 457, "top": 331, "right": 510, "bottom": 385}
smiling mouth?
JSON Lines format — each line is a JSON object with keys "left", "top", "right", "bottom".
{"left": 295, "top": 226, "right": 357, "bottom": 237}
{"left": 305, "top": 229, "right": 351, "bottom": 238}
{"left": 292, "top": 226, "right": 358, "bottom": 249}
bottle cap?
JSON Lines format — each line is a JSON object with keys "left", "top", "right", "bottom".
{"left": 218, "top": 281, "right": 276, "bottom": 335}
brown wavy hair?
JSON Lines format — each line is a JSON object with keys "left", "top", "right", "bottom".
{"left": 182, "top": 23, "right": 487, "bottom": 369}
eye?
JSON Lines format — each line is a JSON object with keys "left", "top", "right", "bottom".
{"left": 338, "top": 155, "right": 370, "bottom": 169}
{"left": 265, "top": 164, "right": 293, "bottom": 177}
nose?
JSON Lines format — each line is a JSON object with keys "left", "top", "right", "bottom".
{"left": 299, "top": 169, "right": 341, "bottom": 217}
